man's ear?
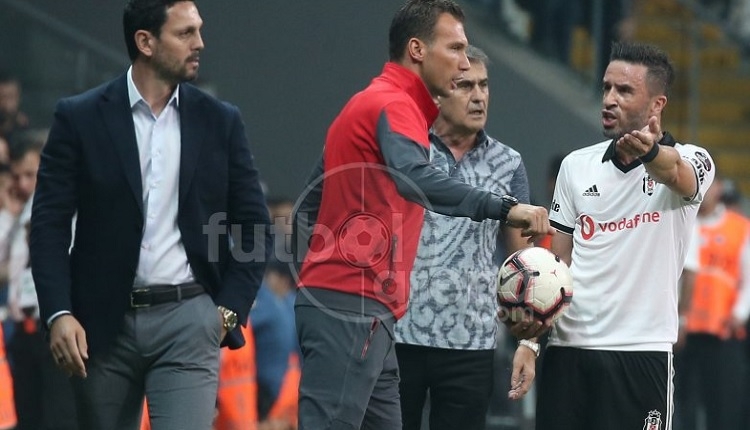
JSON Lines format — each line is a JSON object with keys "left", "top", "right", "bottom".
{"left": 135, "top": 30, "right": 154, "bottom": 58}
{"left": 407, "top": 38, "right": 427, "bottom": 63}
{"left": 651, "top": 94, "right": 667, "bottom": 117}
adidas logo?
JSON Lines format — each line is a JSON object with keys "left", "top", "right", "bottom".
{"left": 582, "top": 184, "right": 600, "bottom": 196}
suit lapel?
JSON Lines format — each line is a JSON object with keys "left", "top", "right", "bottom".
{"left": 178, "top": 84, "right": 207, "bottom": 208}
{"left": 100, "top": 75, "right": 144, "bottom": 215}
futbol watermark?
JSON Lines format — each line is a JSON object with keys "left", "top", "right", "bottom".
{"left": 201, "top": 161, "right": 544, "bottom": 323}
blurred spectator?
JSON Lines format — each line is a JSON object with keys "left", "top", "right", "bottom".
{"left": 721, "top": 178, "right": 745, "bottom": 214}
{"left": 0, "top": 158, "right": 14, "bottom": 347}
{"left": 674, "top": 176, "right": 750, "bottom": 430}
{"left": 5, "top": 129, "right": 79, "bottom": 430}
{"left": 251, "top": 258, "right": 298, "bottom": 429}
{"left": 266, "top": 195, "right": 294, "bottom": 263}
{"left": 0, "top": 71, "right": 29, "bottom": 140}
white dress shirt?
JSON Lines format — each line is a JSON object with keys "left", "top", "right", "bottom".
{"left": 127, "top": 67, "right": 194, "bottom": 287}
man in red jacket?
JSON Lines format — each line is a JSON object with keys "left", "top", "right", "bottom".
{"left": 292, "top": 1, "right": 552, "bottom": 429}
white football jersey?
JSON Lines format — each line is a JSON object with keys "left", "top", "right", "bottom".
{"left": 548, "top": 135, "right": 714, "bottom": 351}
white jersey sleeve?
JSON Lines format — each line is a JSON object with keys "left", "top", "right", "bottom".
{"left": 549, "top": 155, "right": 576, "bottom": 235}
{"left": 678, "top": 144, "right": 715, "bottom": 203}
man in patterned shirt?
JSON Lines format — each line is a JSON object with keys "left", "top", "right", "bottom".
{"left": 394, "top": 45, "right": 538, "bottom": 430}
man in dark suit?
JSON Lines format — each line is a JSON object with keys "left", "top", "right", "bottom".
{"left": 29, "top": 1, "right": 271, "bottom": 429}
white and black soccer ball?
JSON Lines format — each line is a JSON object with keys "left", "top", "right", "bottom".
{"left": 497, "top": 247, "right": 573, "bottom": 324}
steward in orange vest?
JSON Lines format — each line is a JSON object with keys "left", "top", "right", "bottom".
{"left": 687, "top": 208, "right": 750, "bottom": 339}
{"left": 261, "top": 352, "right": 300, "bottom": 430}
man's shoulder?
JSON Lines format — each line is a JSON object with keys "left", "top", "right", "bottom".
{"left": 483, "top": 133, "right": 522, "bottom": 159}
{"left": 358, "top": 82, "right": 413, "bottom": 109}
{"left": 567, "top": 140, "right": 611, "bottom": 159}
{"left": 59, "top": 74, "right": 126, "bottom": 109}
{"left": 180, "top": 83, "right": 238, "bottom": 114}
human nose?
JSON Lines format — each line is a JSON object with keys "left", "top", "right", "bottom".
{"left": 459, "top": 52, "right": 471, "bottom": 72}
{"left": 194, "top": 31, "right": 205, "bottom": 51}
{"left": 602, "top": 88, "right": 616, "bottom": 108}
{"left": 470, "top": 85, "right": 486, "bottom": 102}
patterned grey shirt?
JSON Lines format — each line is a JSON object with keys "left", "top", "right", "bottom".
{"left": 394, "top": 130, "right": 530, "bottom": 350}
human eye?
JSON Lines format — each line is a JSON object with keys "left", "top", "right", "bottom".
{"left": 456, "top": 81, "right": 473, "bottom": 92}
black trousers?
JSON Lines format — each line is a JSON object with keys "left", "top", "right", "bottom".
{"left": 395, "top": 343, "right": 495, "bottom": 430}
{"left": 537, "top": 346, "right": 672, "bottom": 430}
{"left": 7, "top": 321, "right": 78, "bottom": 430}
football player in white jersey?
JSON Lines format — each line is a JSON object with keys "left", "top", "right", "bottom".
{"left": 536, "top": 42, "right": 715, "bottom": 430}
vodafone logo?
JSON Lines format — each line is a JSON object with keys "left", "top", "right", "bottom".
{"left": 580, "top": 211, "right": 661, "bottom": 240}
{"left": 581, "top": 215, "right": 596, "bottom": 240}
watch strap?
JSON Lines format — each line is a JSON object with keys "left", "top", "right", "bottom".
{"left": 518, "top": 339, "right": 540, "bottom": 357}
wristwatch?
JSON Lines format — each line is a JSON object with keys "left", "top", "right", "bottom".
{"left": 499, "top": 195, "right": 519, "bottom": 224}
{"left": 217, "top": 306, "right": 238, "bottom": 331}
{"left": 518, "top": 339, "right": 540, "bottom": 358}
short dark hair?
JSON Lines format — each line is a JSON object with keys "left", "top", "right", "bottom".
{"left": 9, "top": 128, "right": 46, "bottom": 163}
{"left": 466, "top": 45, "right": 489, "bottom": 67}
{"left": 609, "top": 42, "right": 674, "bottom": 97}
{"left": 389, "top": 0, "right": 464, "bottom": 61}
{"left": 123, "top": 0, "right": 195, "bottom": 61}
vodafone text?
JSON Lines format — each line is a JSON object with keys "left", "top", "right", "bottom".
{"left": 580, "top": 211, "right": 661, "bottom": 240}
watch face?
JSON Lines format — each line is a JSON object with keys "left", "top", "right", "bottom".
{"left": 225, "top": 312, "right": 237, "bottom": 328}
{"left": 220, "top": 307, "right": 238, "bottom": 330}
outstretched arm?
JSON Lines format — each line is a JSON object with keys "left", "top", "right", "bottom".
{"left": 377, "top": 113, "right": 552, "bottom": 239}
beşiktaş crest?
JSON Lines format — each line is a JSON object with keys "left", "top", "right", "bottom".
{"left": 642, "top": 410, "right": 662, "bottom": 430}
{"left": 643, "top": 173, "right": 656, "bottom": 196}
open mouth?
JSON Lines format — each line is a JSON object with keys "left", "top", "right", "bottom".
{"left": 601, "top": 110, "right": 617, "bottom": 127}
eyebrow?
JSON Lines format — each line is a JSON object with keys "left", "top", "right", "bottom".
{"left": 457, "top": 78, "right": 488, "bottom": 85}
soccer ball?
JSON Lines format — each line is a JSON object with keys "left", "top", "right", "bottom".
{"left": 497, "top": 247, "right": 573, "bottom": 324}
{"left": 337, "top": 214, "right": 390, "bottom": 268}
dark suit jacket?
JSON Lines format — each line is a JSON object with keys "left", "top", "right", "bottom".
{"left": 30, "top": 73, "right": 271, "bottom": 356}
